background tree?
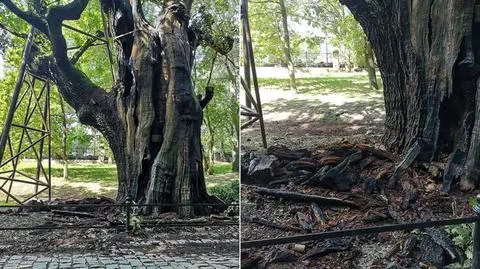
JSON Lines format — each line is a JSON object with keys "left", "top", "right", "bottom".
{"left": 0, "top": 0, "right": 237, "bottom": 216}
{"left": 340, "top": 0, "right": 480, "bottom": 191}
{"left": 302, "top": 0, "right": 378, "bottom": 89}
{"left": 278, "top": 0, "right": 296, "bottom": 91}
{"left": 249, "top": 0, "right": 300, "bottom": 84}
{"left": 190, "top": 0, "right": 239, "bottom": 175}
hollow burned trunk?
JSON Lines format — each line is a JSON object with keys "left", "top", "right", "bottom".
{"left": 11, "top": 0, "right": 225, "bottom": 217}
{"left": 101, "top": 1, "right": 224, "bottom": 216}
{"left": 341, "top": 0, "right": 480, "bottom": 190}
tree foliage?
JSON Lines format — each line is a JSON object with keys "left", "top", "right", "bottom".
{"left": 0, "top": 0, "right": 238, "bottom": 164}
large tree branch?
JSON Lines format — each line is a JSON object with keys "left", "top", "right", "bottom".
{"left": 43, "top": 0, "right": 114, "bottom": 131}
{"left": 339, "top": 0, "right": 373, "bottom": 28}
{"left": 0, "top": 0, "right": 49, "bottom": 35}
{"left": 47, "top": 0, "right": 90, "bottom": 21}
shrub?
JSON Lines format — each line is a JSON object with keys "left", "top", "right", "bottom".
{"left": 208, "top": 180, "right": 239, "bottom": 204}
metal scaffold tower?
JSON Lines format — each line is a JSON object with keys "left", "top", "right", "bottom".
{"left": 240, "top": 0, "right": 268, "bottom": 148}
{"left": 0, "top": 1, "right": 116, "bottom": 204}
{"left": 0, "top": 28, "right": 52, "bottom": 203}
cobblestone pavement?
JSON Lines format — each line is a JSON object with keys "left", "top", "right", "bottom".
{"left": 0, "top": 238, "right": 239, "bottom": 269}
{"left": 0, "top": 252, "right": 238, "bottom": 268}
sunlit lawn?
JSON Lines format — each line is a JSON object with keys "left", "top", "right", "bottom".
{"left": 252, "top": 74, "right": 385, "bottom": 125}
{"left": 259, "top": 74, "right": 383, "bottom": 99}
{"left": 0, "top": 161, "right": 238, "bottom": 203}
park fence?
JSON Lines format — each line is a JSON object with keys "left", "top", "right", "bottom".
{"left": 242, "top": 196, "right": 480, "bottom": 268}
{"left": 0, "top": 201, "right": 239, "bottom": 232}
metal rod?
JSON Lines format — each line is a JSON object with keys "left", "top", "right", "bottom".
{"left": 62, "top": 23, "right": 108, "bottom": 43}
{"left": 0, "top": 27, "right": 36, "bottom": 162}
{"left": 241, "top": 111, "right": 260, "bottom": 118}
{"left": 242, "top": 2, "right": 252, "bottom": 115}
{"left": 0, "top": 176, "right": 48, "bottom": 186}
{"left": 97, "top": 0, "right": 116, "bottom": 84}
{"left": 241, "top": 117, "right": 260, "bottom": 129}
{"left": 242, "top": 216, "right": 480, "bottom": 248}
{"left": 0, "top": 221, "right": 239, "bottom": 231}
{"left": 29, "top": 80, "right": 49, "bottom": 129}
{"left": 240, "top": 77, "right": 258, "bottom": 111}
{"left": 242, "top": 0, "right": 267, "bottom": 148}
{"left": 241, "top": 105, "right": 258, "bottom": 115}
{"left": 0, "top": 134, "right": 49, "bottom": 166}
{"left": 11, "top": 124, "right": 49, "bottom": 134}
{"left": 24, "top": 131, "right": 48, "bottom": 182}
{"left": 47, "top": 81, "right": 52, "bottom": 201}
{"left": 5, "top": 69, "right": 35, "bottom": 202}
{"left": 0, "top": 225, "right": 119, "bottom": 231}
{"left": 66, "top": 42, "right": 105, "bottom": 51}
{"left": 35, "top": 78, "right": 48, "bottom": 196}
{"left": 0, "top": 186, "right": 22, "bottom": 204}
{"left": 13, "top": 83, "right": 30, "bottom": 111}
{"left": 21, "top": 187, "right": 48, "bottom": 204}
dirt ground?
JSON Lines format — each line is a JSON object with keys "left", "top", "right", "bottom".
{"left": 241, "top": 72, "right": 384, "bottom": 155}
{"left": 0, "top": 209, "right": 239, "bottom": 256}
{"left": 240, "top": 73, "right": 478, "bottom": 268}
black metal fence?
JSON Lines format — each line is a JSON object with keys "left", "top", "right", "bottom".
{"left": 242, "top": 198, "right": 480, "bottom": 268}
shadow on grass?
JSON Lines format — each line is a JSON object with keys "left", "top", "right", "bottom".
{"left": 48, "top": 184, "right": 116, "bottom": 200}
{"left": 263, "top": 98, "right": 385, "bottom": 125}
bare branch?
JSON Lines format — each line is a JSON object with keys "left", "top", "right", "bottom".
{"left": 70, "top": 31, "right": 103, "bottom": 65}
{"left": 0, "top": 0, "right": 49, "bottom": 35}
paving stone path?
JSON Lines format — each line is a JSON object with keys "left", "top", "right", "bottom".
{"left": 0, "top": 252, "right": 238, "bottom": 268}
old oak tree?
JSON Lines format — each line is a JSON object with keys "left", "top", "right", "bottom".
{"left": 0, "top": 0, "right": 235, "bottom": 216}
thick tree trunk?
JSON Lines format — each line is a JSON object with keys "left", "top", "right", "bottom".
{"left": 278, "top": 0, "right": 297, "bottom": 92}
{"left": 3, "top": 0, "right": 225, "bottom": 216}
{"left": 341, "top": 0, "right": 480, "bottom": 190}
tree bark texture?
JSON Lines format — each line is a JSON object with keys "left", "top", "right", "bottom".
{"left": 341, "top": 0, "right": 480, "bottom": 189}
{"left": 1, "top": 0, "right": 225, "bottom": 216}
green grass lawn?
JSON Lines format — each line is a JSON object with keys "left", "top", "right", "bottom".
{"left": 259, "top": 74, "right": 383, "bottom": 98}
{"left": 0, "top": 161, "right": 238, "bottom": 203}
{"left": 17, "top": 163, "right": 117, "bottom": 183}
{"left": 252, "top": 74, "right": 385, "bottom": 127}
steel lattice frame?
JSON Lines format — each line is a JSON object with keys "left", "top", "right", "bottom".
{"left": 0, "top": 1, "right": 116, "bottom": 204}
{"left": 0, "top": 71, "right": 52, "bottom": 203}
{"left": 240, "top": 0, "right": 267, "bottom": 148}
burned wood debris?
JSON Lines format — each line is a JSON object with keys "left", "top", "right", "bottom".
{"left": 242, "top": 142, "right": 473, "bottom": 268}
{"left": 242, "top": 142, "right": 404, "bottom": 192}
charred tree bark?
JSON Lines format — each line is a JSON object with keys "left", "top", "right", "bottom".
{"left": 341, "top": 0, "right": 480, "bottom": 190}
{"left": 1, "top": 0, "right": 225, "bottom": 216}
